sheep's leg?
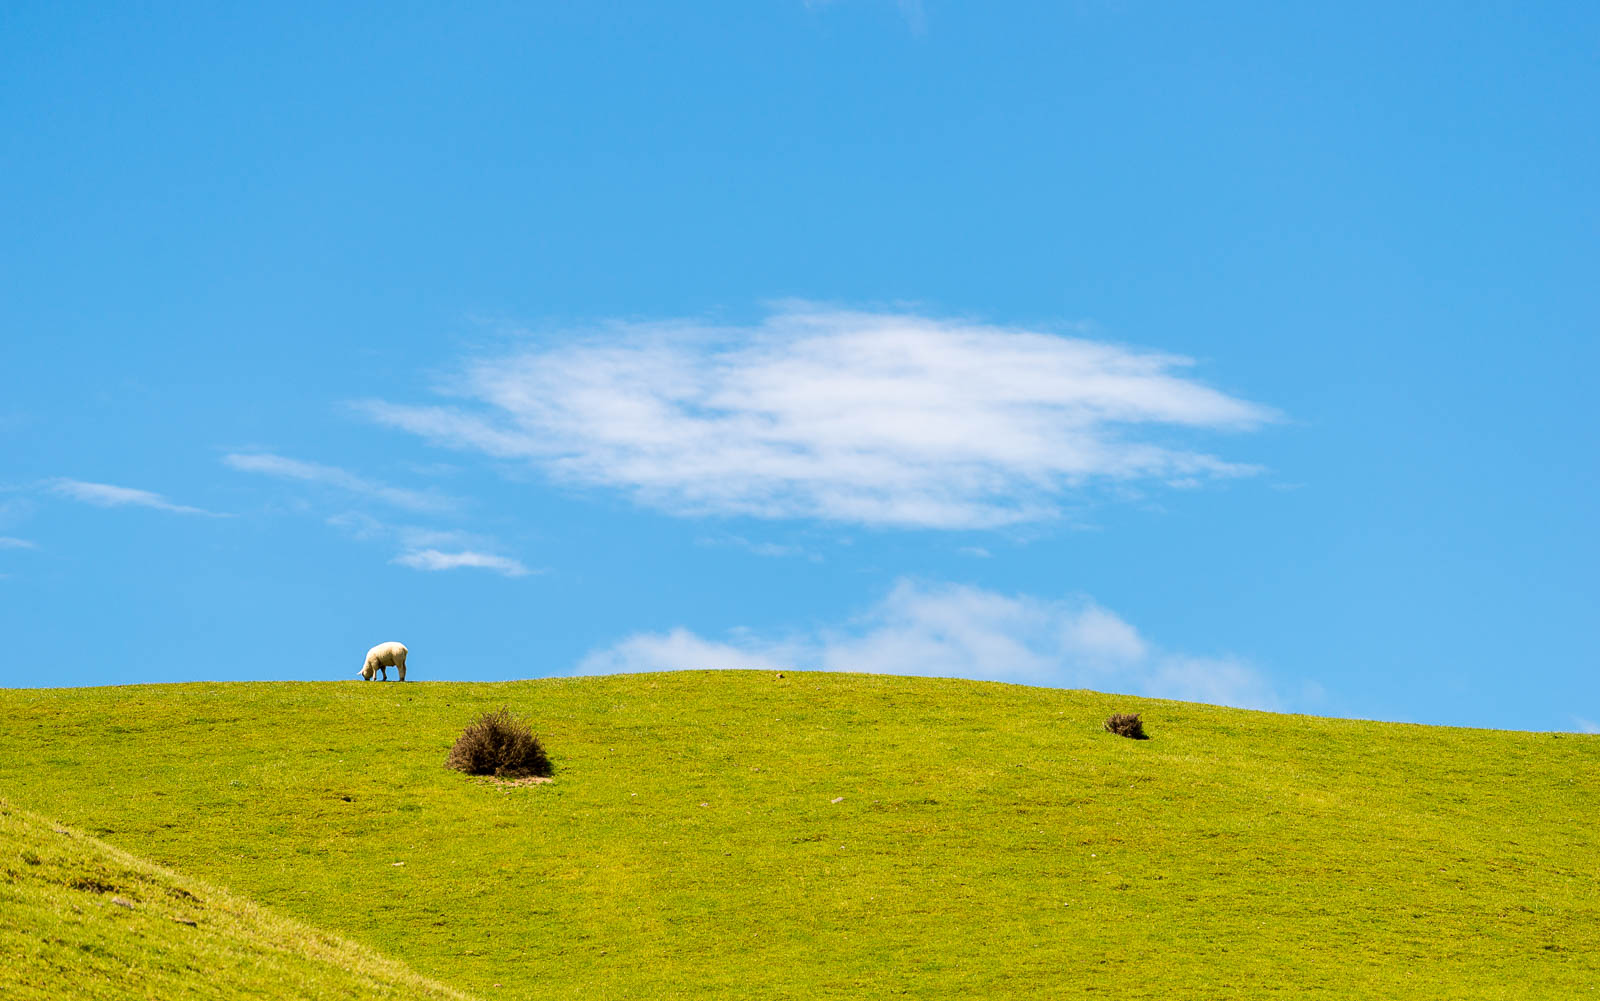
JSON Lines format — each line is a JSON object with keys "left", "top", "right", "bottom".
{"left": 378, "top": 665, "right": 388, "bottom": 681}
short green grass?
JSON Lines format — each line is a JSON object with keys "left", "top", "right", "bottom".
{"left": 0, "top": 799, "right": 473, "bottom": 1000}
{"left": 1, "top": 671, "right": 1596, "bottom": 999}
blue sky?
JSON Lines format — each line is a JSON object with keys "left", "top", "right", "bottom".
{"left": 2, "top": 2, "right": 1595, "bottom": 731}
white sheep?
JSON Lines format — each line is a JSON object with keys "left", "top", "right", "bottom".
{"left": 360, "top": 641, "right": 409, "bottom": 682}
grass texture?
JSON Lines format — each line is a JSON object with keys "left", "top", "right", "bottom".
{"left": 0, "top": 670, "right": 1596, "bottom": 999}
{"left": 0, "top": 799, "right": 473, "bottom": 1000}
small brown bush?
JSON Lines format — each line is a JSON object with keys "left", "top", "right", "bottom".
{"left": 1104, "top": 712, "right": 1148, "bottom": 740}
{"left": 446, "top": 707, "right": 553, "bottom": 778}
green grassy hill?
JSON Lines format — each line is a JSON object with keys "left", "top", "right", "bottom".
{"left": 1, "top": 671, "right": 1596, "bottom": 999}
{"left": 0, "top": 800, "right": 473, "bottom": 1000}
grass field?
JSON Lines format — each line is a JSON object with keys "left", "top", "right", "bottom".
{"left": 1, "top": 671, "right": 1596, "bottom": 998}
{"left": 0, "top": 799, "right": 472, "bottom": 1000}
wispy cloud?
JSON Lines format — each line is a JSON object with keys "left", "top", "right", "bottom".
{"left": 0, "top": 536, "right": 36, "bottom": 550}
{"left": 696, "top": 534, "right": 823, "bottom": 562}
{"left": 1574, "top": 717, "right": 1600, "bottom": 735}
{"left": 326, "top": 513, "right": 470, "bottom": 551}
{"left": 49, "top": 479, "right": 223, "bottom": 517}
{"left": 358, "top": 305, "right": 1277, "bottom": 530}
{"left": 391, "top": 548, "right": 534, "bottom": 577}
{"left": 226, "top": 457, "right": 526, "bottom": 576}
{"left": 326, "top": 511, "right": 533, "bottom": 578}
{"left": 222, "top": 452, "right": 456, "bottom": 514}
{"left": 578, "top": 578, "right": 1285, "bottom": 710}
{"left": 0, "top": 494, "right": 38, "bottom": 529}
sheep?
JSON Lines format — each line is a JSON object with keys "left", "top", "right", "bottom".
{"left": 360, "top": 641, "right": 408, "bottom": 682}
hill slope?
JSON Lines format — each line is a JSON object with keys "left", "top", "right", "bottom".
{"left": 0, "top": 799, "right": 474, "bottom": 1000}
{"left": 0, "top": 671, "right": 1596, "bottom": 999}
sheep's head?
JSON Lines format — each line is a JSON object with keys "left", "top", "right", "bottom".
{"left": 360, "top": 662, "right": 375, "bottom": 681}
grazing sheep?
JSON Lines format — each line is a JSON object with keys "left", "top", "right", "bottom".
{"left": 360, "top": 641, "right": 408, "bottom": 682}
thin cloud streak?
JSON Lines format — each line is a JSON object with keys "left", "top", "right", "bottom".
{"left": 49, "top": 479, "right": 223, "bottom": 517}
{"left": 358, "top": 306, "right": 1277, "bottom": 529}
{"left": 391, "top": 548, "right": 534, "bottom": 577}
{"left": 696, "top": 534, "right": 823, "bottom": 562}
{"left": 578, "top": 578, "right": 1285, "bottom": 710}
{"left": 327, "top": 511, "right": 533, "bottom": 576}
{"left": 223, "top": 452, "right": 457, "bottom": 514}
{"left": 0, "top": 536, "right": 36, "bottom": 550}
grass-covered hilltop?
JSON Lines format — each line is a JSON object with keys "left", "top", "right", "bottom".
{"left": 2, "top": 671, "right": 1596, "bottom": 999}
{"left": 0, "top": 802, "right": 473, "bottom": 1001}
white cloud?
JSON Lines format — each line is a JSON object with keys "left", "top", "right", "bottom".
{"left": 49, "top": 479, "right": 222, "bottom": 516}
{"left": 228, "top": 457, "right": 512, "bottom": 572}
{"left": 323, "top": 510, "right": 389, "bottom": 542}
{"left": 326, "top": 511, "right": 474, "bottom": 549}
{"left": 1145, "top": 655, "right": 1279, "bottom": 710}
{"left": 359, "top": 305, "right": 1275, "bottom": 530}
{"left": 0, "top": 536, "right": 36, "bottom": 550}
{"left": 578, "top": 578, "right": 1284, "bottom": 710}
{"left": 586, "top": 627, "right": 794, "bottom": 673}
{"left": 223, "top": 452, "right": 456, "bottom": 514}
{"left": 1574, "top": 717, "right": 1600, "bottom": 735}
{"left": 390, "top": 548, "right": 534, "bottom": 577}
{"left": 326, "top": 512, "right": 532, "bottom": 578}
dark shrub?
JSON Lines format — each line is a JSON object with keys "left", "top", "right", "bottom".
{"left": 1104, "top": 712, "right": 1148, "bottom": 740}
{"left": 446, "top": 707, "right": 553, "bottom": 778}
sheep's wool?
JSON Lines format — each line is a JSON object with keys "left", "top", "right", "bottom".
{"left": 362, "top": 641, "right": 408, "bottom": 681}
